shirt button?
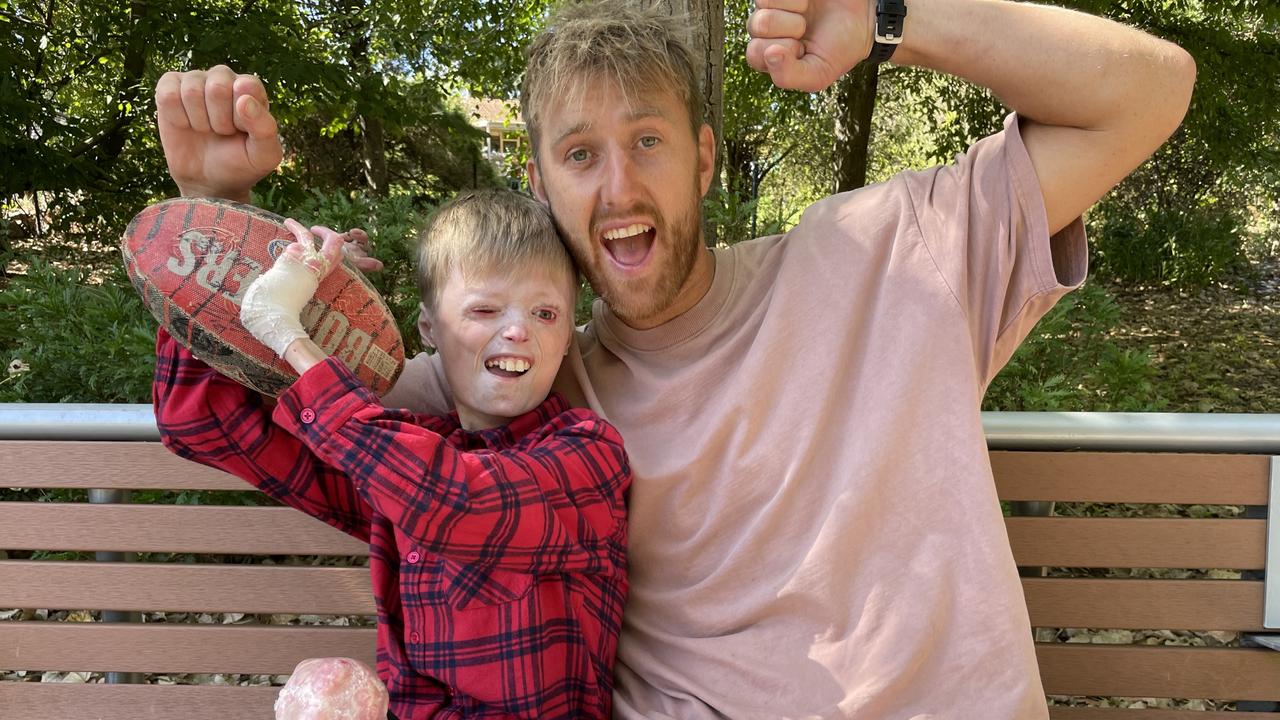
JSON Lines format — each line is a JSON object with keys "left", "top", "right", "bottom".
{"left": 410, "top": 632, "right": 420, "bottom": 643}
{"left": 406, "top": 551, "right": 421, "bottom": 564}
{"left": 300, "top": 408, "right": 316, "bottom": 424}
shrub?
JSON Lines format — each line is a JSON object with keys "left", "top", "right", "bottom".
{"left": 984, "top": 281, "right": 1167, "bottom": 412}
{"left": 1090, "top": 201, "right": 1246, "bottom": 289}
{"left": 0, "top": 258, "right": 156, "bottom": 403}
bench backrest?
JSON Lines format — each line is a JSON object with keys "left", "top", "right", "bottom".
{"left": 996, "top": 450, "right": 1280, "bottom": 717}
{"left": 3, "top": 439, "right": 1279, "bottom": 718}
{"left": 0, "top": 440, "right": 375, "bottom": 720}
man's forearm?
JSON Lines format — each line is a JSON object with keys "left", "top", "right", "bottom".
{"left": 178, "top": 183, "right": 252, "bottom": 204}
{"left": 893, "top": 0, "right": 1194, "bottom": 135}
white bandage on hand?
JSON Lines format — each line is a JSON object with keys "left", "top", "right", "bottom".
{"left": 240, "top": 252, "right": 322, "bottom": 357}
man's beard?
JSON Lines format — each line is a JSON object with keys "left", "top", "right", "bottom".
{"left": 551, "top": 194, "right": 703, "bottom": 328}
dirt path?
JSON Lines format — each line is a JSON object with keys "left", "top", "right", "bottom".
{"left": 1102, "top": 257, "right": 1279, "bottom": 413}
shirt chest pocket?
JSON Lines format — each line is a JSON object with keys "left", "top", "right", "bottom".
{"left": 435, "top": 556, "right": 536, "bottom": 609}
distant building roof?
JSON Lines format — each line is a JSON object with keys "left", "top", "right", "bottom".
{"left": 459, "top": 97, "right": 524, "bottom": 130}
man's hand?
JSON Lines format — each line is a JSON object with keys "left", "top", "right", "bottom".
{"left": 746, "top": 0, "right": 872, "bottom": 92}
{"left": 155, "top": 65, "right": 283, "bottom": 203}
{"left": 342, "top": 228, "right": 385, "bottom": 274}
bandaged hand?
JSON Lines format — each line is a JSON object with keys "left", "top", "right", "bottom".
{"left": 240, "top": 219, "right": 345, "bottom": 356}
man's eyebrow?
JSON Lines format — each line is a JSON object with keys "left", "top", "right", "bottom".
{"left": 553, "top": 121, "right": 592, "bottom": 149}
{"left": 550, "top": 106, "right": 669, "bottom": 148}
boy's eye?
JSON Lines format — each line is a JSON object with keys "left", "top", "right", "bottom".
{"left": 638, "top": 136, "right": 659, "bottom": 149}
{"left": 471, "top": 307, "right": 497, "bottom": 315}
{"left": 535, "top": 309, "right": 557, "bottom": 322}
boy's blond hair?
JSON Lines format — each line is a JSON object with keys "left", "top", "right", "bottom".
{"left": 416, "top": 189, "right": 575, "bottom": 311}
{"left": 520, "top": 0, "right": 704, "bottom": 157}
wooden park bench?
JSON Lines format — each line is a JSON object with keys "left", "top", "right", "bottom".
{"left": 2, "top": 405, "right": 1278, "bottom": 719}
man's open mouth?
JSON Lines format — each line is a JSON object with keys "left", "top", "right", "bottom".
{"left": 601, "top": 223, "right": 655, "bottom": 268}
{"left": 485, "top": 356, "right": 531, "bottom": 378}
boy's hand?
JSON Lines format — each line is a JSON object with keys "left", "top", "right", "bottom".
{"left": 240, "top": 219, "right": 345, "bottom": 357}
{"left": 155, "top": 66, "right": 283, "bottom": 202}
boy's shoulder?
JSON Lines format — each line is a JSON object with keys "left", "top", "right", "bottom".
{"left": 506, "top": 393, "right": 622, "bottom": 451}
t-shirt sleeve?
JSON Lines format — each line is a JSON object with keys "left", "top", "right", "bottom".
{"left": 380, "top": 350, "right": 452, "bottom": 414}
{"left": 902, "top": 113, "right": 1088, "bottom": 387}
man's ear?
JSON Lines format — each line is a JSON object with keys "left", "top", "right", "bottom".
{"left": 527, "top": 156, "right": 548, "bottom": 203}
{"left": 697, "top": 123, "right": 716, "bottom": 197}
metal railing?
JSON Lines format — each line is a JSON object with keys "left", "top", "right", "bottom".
{"left": 3, "top": 404, "right": 1279, "bottom": 451}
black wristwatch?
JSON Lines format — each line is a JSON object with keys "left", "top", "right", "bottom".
{"left": 868, "top": 0, "right": 908, "bottom": 64}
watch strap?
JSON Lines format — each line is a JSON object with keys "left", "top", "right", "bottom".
{"left": 869, "top": 0, "right": 908, "bottom": 64}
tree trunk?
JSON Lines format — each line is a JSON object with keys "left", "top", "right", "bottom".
{"left": 833, "top": 61, "right": 880, "bottom": 192}
{"left": 659, "top": 0, "right": 724, "bottom": 244}
{"left": 338, "top": 0, "right": 389, "bottom": 196}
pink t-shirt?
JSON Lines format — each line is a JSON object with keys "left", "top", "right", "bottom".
{"left": 385, "top": 114, "right": 1087, "bottom": 719}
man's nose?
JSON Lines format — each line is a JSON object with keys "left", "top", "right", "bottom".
{"left": 601, "top": 149, "right": 641, "bottom": 207}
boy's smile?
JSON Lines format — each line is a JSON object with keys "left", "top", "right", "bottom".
{"left": 423, "top": 263, "right": 576, "bottom": 431}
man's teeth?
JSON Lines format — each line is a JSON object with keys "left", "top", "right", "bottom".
{"left": 602, "top": 223, "right": 653, "bottom": 240}
{"left": 486, "top": 358, "right": 530, "bottom": 373}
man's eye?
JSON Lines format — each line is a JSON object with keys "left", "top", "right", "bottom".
{"left": 639, "top": 136, "right": 659, "bottom": 149}
{"left": 568, "top": 148, "right": 591, "bottom": 163}
{"left": 535, "top": 309, "right": 557, "bottom": 322}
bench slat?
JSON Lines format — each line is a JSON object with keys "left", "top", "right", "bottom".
{"left": 0, "top": 441, "right": 248, "bottom": 491}
{"left": 993, "top": 452, "right": 1271, "bottom": 505}
{"left": 1037, "top": 644, "right": 1280, "bottom": 701}
{"left": 1023, "top": 577, "right": 1264, "bottom": 631}
{"left": 0, "top": 560, "right": 375, "bottom": 615}
{"left": 0, "top": 682, "right": 282, "bottom": 720}
{"left": 1050, "top": 709, "right": 1280, "bottom": 719}
{"left": 0, "top": 503, "right": 369, "bottom": 555}
{"left": 0, "top": 622, "right": 376, "bottom": 674}
{"left": 1008, "top": 517, "right": 1266, "bottom": 569}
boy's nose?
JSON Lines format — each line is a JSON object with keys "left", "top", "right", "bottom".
{"left": 503, "top": 321, "right": 529, "bottom": 343}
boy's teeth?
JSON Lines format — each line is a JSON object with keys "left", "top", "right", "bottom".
{"left": 487, "top": 358, "right": 530, "bottom": 373}
{"left": 603, "top": 223, "right": 652, "bottom": 240}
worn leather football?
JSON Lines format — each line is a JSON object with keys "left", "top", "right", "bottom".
{"left": 122, "top": 197, "right": 404, "bottom": 396}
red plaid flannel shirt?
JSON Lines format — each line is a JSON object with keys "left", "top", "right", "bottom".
{"left": 153, "top": 330, "right": 630, "bottom": 719}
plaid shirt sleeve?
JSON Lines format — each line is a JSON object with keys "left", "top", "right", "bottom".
{"left": 273, "top": 356, "right": 629, "bottom": 575}
{"left": 152, "top": 329, "right": 373, "bottom": 542}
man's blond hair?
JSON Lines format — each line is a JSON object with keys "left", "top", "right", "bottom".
{"left": 521, "top": 0, "right": 704, "bottom": 156}
{"left": 416, "top": 189, "right": 575, "bottom": 311}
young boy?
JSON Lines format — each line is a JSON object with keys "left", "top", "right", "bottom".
{"left": 153, "top": 189, "right": 630, "bottom": 720}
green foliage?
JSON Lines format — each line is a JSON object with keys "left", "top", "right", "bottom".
{"left": 1089, "top": 199, "right": 1245, "bottom": 287}
{"left": 721, "top": 0, "right": 829, "bottom": 223}
{"left": 0, "top": 258, "right": 155, "bottom": 403}
{"left": 984, "top": 281, "right": 1167, "bottom": 412}
{"left": 702, "top": 186, "right": 792, "bottom": 246}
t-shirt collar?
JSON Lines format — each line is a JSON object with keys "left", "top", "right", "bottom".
{"left": 594, "top": 247, "right": 735, "bottom": 353}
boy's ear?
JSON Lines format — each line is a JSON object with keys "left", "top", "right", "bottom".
{"left": 418, "top": 303, "right": 436, "bottom": 350}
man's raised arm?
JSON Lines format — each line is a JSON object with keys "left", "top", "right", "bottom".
{"left": 154, "top": 65, "right": 283, "bottom": 203}
{"left": 747, "top": 0, "right": 1196, "bottom": 234}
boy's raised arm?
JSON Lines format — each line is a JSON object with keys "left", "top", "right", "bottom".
{"left": 153, "top": 330, "right": 374, "bottom": 542}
